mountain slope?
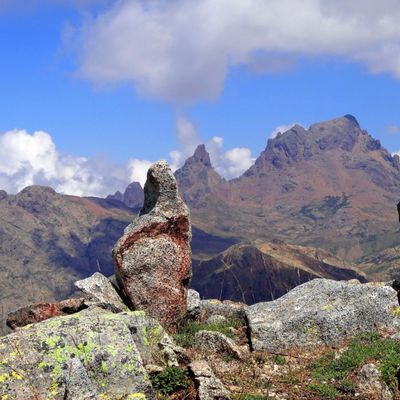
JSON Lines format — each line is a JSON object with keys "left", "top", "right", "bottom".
{"left": 192, "top": 240, "right": 366, "bottom": 304}
{"left": 176, "top": 115, "right": 400, "bottom": 261}
{"left": 0, "top": 186, "right": 134, "bottom": 334}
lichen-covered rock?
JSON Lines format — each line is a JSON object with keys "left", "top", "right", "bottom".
{"left": 113, "top": 161, "right": 192, "bottom": 330}
{"left": 247, "top": 279, "right": 400, "bottom": 352}
{"left": 0, "top": 307, "right": 178, "bottom": 399}
{"left": 6, "top": 298, "right": 88, "bottom": 329}
{"left": 194, "top": 331, "right": 243, "bottom": 359}
{"left": 189, "top": 360, "right": 231, "bottom": 400}
{"left": 74, "top": 272, "right": 128, "bottom": 312}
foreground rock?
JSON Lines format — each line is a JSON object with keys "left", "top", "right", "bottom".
{"left": 6, "top": 298, "right": 88, "bottom": 329}
{"left": 74, "top": 272, "right": 128, "bottom": 312}
{"left": 189, "top": 360, "right": 231, "bottom": 400}
{"left": 356, "top": 363, "right": 393, "bottom": 400}
{"left": 0, "top": 307, "right": 178, "bottom": 399}
{"left": 247, "top": 279, "right": 400, "bottom": 352}
{"left": 194, "top": 331, "right": 244, "bottom": 359}
{"left": 113, "top": 160, "right": 192, "bottom": 330}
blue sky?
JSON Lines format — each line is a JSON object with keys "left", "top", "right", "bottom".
{"left": 0, "top": 0, "right": 399, "bottom": 196}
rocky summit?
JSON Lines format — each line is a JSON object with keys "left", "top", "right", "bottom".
{"left": 113, "top": 160, "right": 192, "bottom": 330}
{"left": 1, "top": 159, "right": 400, "bottom": 399}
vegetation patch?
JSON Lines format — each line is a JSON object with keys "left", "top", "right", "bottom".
{"left": 233, "top": 394, "right": 272, "bottom": 400}
{"left": 150, "top": 367, "right": 190, "bottom": 395}
{"left": 173, "top": 318, "right": 241, "bottom": 348}
{"left": 307, "top": 331, "right": 400, "bottom": 397}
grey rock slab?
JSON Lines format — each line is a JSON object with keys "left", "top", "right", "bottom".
{"left": 0, "top": 307, "right": 178, "bottom": 399}
{"left": 194, "top": 331, "right": 243, "bottom": 359}
{"left": 200, "top": 299, "right": 247, "bottom": 322}
{"left": 74, "top": 272, "right": 128, "bottom": 312}
{"left": 189, "top": 360, "right": 231, "bottom": 400}
{"left": 187, "top": 289, "right": 201, "bottom": 319}
{"left": 246, "top": 279, "right": 400, "bottom": 352}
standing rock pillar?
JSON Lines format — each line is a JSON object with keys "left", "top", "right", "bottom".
{"left": 113, "top": 160, "right": 192, "bottom": 330}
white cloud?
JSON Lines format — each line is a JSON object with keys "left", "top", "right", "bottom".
{"left": 127, "top": 159, "right": 153, "bottom": 186}
{"left": 170, "top": 116, "right": 254, "bottom": 179}
{"left": 0, "top": 129, "right": 151, "bottom": 197}
{"left": 169, "top": 116, "right": 202, "bottom": 169}
{"left": 74, "top": 0, "right": 400, "bottom": 103}
{"left": 207, "top": 136, "right": 254, "bottom": 179}
{"left": 393, "top": 150, "right": 400, "bottom": 157}
{"left": 269, "top": 123, "right": 300, "bottom": 139}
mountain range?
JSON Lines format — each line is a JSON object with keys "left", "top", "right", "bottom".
{"left": 1, "top": 114, "right": 400, "bottom": 334}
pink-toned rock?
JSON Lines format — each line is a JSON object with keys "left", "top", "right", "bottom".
{"left": 113, "top": 161, "right": 192, "bottom": 330}
{"left": 6, "top": 298, "right": 87, "bottom": 329}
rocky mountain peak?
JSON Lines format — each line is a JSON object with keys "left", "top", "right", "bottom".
{"left": 107, "top": 181, "right": 143, "bottom": 209}
{"left": 192, "top": 144, "right": 212, "bottom": 167}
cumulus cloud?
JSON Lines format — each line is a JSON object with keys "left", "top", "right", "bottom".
{"left": 74, "top": 0, "right": 400, "bottom": 103}
{"left": 170, "top": 116, "right": 254, "bottom": 179}
{"left": 269, "top": 123, "right": 300, "bottom": 139}
{"left": 0, "top": 129, "right": 151, "bottom": 197}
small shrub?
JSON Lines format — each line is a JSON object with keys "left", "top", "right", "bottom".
{"left": 150, "top": 367, "right": 189, "bottom": 395}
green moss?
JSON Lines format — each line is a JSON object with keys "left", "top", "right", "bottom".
{"left": 233, "top": 395, "right": 271, "bottom": 400}
{"left": 44, "top": 335, "right": 62, "bottom": 349}
{"left": 126, "top": 394, "right": 147, "bottom": 399}
{"left": 100, "top": 361, "right": 108, "bottom": 373}
{"left": 125, "top": 311, "right": 146, "bottom": 317}
{"left": 305, "top": 324, "right": 319, "bottom": 336}
{"left": 320, "top": 305, "right": 334, "bottom": 311}
{"left": 392, "top": 306, "right": 400, "bottom": 316}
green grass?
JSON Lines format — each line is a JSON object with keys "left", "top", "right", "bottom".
{"left": 173, "top": 318, "right": 241, "bottom": 348}
{"left": 150, "top": 367, "right": 189, "bottom": 395}
{"left": 307, "top": 331, "right": 400, "bottom": 397}
{"left": 306, "top": 383, "right": 339, "bottom": 399}
{"left": 272, "top": 354, "right": 286, "bottom": 365}
{"left": 233, "top": 395, "right": 272, "bottom": 400}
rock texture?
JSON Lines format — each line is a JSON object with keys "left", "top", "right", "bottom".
{"left": 74, "top": 272, "right": 127, "bottom": 312}
{"left": 0, "top": 307, "right": 179, "bottom": 399}
{"left": 356, "top": 363, "right": 393, "bottom": 400}
{"left": 247, "top": 279, "right": 400, "bottom": 352}
{"left": 113, "top": 161, "right": 192, "bottom": 330}
{"left": 187, "top": 289, "right": 201, "bottom": 320}
{"left": 6, "top": 298, "right": 88, "bottom": 329}
{"left": 194, "top": 331, "right": 243, "bottom": 359}
{"left": 189, "top": 360, "right": 231, "bottom": 400}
